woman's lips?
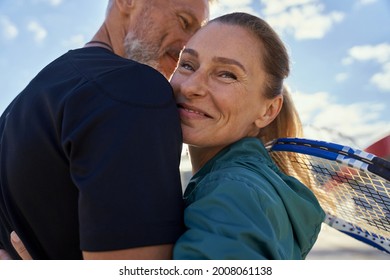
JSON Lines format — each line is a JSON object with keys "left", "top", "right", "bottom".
{"left": 177, "top": 104, "right": 212, "bottom": 119}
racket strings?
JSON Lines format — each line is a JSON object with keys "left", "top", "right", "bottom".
{"left": 270, "top": 151, "right": 390, "bottom": 238}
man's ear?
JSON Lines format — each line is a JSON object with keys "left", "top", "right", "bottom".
{"left": 115, "top": 0, "right": 135, "bottom": 15}
{"left": 254, "top": 95, "right": 283, "bottom": 128}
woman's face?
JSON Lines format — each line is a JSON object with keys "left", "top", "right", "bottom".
{"left": 170, "top": 22, "right": 279, "bottom": 151}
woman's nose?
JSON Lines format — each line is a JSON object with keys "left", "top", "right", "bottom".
{"left": 180, "top": 71, "right": 208, "bottom": 99}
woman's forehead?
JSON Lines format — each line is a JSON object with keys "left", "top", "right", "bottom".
{"left": 185, "top": 23, "right": 263, "bottom": 70}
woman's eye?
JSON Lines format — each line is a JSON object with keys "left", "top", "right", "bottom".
{"left": 180, "top": 62, "right": 194, "bottom": 71}
{"left": 220, "top": 71, "right": 237, "bottom": 80}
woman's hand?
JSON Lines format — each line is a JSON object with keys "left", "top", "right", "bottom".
{"left": 10, "top": 231, "right": 32, "bottom": 260}
{"left": 0, "top": 232, "right": 33, "bottom": 260}
{"left": 0, "top": 249, "right": 12, "bottom": 260}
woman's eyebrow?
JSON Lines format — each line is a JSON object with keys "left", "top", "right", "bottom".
{"left": 181, "top": 48, "right": 246, "bottom": 72}
{"left": 213, "top": 57, "right": 246, "bottom": 72}
{"left": 181, "top": 48, "right": 198, "bottom": 58}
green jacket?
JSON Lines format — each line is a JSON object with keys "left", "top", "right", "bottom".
{"left": 174, "top": 138, "right": 325, "bottom": 259}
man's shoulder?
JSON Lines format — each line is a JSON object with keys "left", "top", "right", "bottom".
{"left": 95, "top": 62, "right": 173, "bottom": 108}
{"left": 62, "top": 48, "right": 173, "bottom": 107}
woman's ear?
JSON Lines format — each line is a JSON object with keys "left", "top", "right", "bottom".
{"left": 254, "top": 95, "right": 283, "bottom": 128}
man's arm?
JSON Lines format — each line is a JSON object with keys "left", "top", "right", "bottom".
{"left": 83, "top": 244, "right": 173, "bottom": 260}
{"left": 8, "top": 231, "right": 173, "bottom": 260}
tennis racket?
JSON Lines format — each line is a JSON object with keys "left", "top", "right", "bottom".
{"left": 265, "top": 137, "right": 390, "bottom": 255}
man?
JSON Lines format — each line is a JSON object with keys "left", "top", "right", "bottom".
{"left": 0, "top": 0, "right": 210, "bottom": 260}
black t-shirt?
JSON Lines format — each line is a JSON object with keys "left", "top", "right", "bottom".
{"left": 0, "top": 47, "right": 184, "bottom": 259}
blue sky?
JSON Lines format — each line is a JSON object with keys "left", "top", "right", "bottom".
{"left": 1, "top": 0, "right": 389, "bottom": 148}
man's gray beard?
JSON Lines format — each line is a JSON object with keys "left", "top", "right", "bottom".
{"left": 124, "top": 32, "right": 160, "bottom": 71}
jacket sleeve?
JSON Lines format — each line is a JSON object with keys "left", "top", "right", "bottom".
{"left": 173, "top": 177, "right": 295, "bottom": 260}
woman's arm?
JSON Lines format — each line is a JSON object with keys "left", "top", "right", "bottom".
{"left": 0, "top": 231, "right": 32, "bottom": 260}
{"left": 0, "top": 249, "right": 12, "bottom": 260}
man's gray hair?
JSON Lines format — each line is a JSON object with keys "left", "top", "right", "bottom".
{"left": 106, "top": 0, "right": 216, "bottom": 15}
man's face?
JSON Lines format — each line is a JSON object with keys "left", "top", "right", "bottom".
{"left": 124, "top": 0, "right": 209, "bottom": 79}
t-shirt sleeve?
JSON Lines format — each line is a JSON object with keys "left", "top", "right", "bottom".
{"left": 62, "top": 65, "right": 184, "bottom": 251}
{"left": 173, "top": 178, "right": 291, "bottom": 260}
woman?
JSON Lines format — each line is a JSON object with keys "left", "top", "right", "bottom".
{"left": 171, "top": 12, "right": 325, "bottom": 259}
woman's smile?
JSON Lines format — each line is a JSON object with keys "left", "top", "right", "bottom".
{"left": 177, "top": 103, "right": 212, "bottom": 120}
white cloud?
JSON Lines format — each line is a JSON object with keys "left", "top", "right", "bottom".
{"left": 291, "top": 90, "right": 390, "bottom": 147}
{"left": 32, "top": 0, "right": 63, "bottom": 6}
{"left": 356, "top": 0, "right": 378, "bottom": 6}
{"left": 262, "top": 0, "right": 316, "bottom": 15}
{"left": 47, "top": 0, "right": 63, "bottom": 6}
{"left": 261, "top": 0, "right": 344, "bottom": 40}
{"left": 27, "top": 20, "right": 47, "bottom": 43}
{"left": 344, "top": 43, "right": 390, "bottom": 92}
{"left": 347, "top": 43, "right": 390, "bottom": 64}
{"left": 210, "top": 0, "right": 344, "bottom": 40}
{"left": 371, "top": 62, "right": 390, "bottom": 91}
{"left": 210, "top": 0, "right": 257, "bottom": 18}
{"left": 335, "top": 72, "right": 349, "bottom": 82}
{"left": 62, "top": 34, "right": 86, "bottom": 49}
{"left": 0, "top": 16, "right": 19, "bottom": 40}
{"left": 342, "top": 57, "right": 354, "bottom": 66}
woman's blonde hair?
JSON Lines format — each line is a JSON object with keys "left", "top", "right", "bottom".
{"left": 259, "top": 85, "right": 303, "bottom": 144}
